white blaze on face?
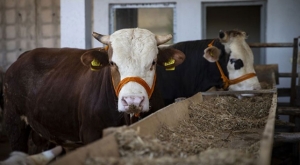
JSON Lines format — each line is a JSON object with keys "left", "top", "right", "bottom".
{"left": 221, "top": 31, "right": 261, "bottom": 94}
{"left": 110, "top": 28, "right": 158, "bottom": 113}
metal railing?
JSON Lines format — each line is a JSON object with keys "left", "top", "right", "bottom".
{"left": 248, "top": 38, "right": 300, "bottom": 106}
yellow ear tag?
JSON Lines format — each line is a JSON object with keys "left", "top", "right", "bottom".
{"left": 91, "top": 59, "right": 101, "bottom": 67}
{"left": 166, "top": 67, "right": 175, "bottom": 71}
{"left": 164, "top": 58, "right": 175, "bottom": 71}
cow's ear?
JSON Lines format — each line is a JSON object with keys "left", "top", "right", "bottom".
{"left": 203, "top": 46, "right": 221, "bottom": 62}
{"left": 81, "top": 50, "right": 109, "bottom": 71}
{"left": 157, "top": 47, "right": 185, "bottom": 70}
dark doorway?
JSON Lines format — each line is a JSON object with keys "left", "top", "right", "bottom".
{"left": 204, "top": 5, "right": 264, "bottom": 64}
{"left": 115, "top": 9, "right": 138, "bottom": 30}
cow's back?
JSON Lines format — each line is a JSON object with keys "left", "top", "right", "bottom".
{"left": 156, "top": 39, "right": 228, "bottom": 105}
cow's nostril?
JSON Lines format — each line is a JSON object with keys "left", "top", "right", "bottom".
{"left": 139, "top": 96, "right": 145, "bottom": 106}
{"left": 122, "top": 96, "right": 144, "bottom": 107}
{"left": 122, "top": 97, "right": 128, "bottom": 106}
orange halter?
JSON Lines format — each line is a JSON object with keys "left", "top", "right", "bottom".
{"left": 103, "top": 45, "right": 156, "bottom": 98}
{"left": 112, "top": 75, "right": 156, "bottom": 118}
{"left": 114, "top": 74, "right": 156, "bottom": 98}
{"left": 208, "top": 40, "right": 257, "bottom": 90}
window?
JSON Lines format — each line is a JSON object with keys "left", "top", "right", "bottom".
{"left": 110, "top": 3, "right": 176, "bottom": 43}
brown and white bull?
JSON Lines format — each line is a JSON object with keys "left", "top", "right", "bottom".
{"left": 3, "top": 28, "right": 185, "bottom": 153}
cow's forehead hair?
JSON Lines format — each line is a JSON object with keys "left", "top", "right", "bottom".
{"left": 227, "top": 30, "right": 247, "bottom": 42}
{"left": 110, "top": 28, "right": 158, "bottom": 72}
{"left": 227, "top": 30, "right": 244, "bottom": 36}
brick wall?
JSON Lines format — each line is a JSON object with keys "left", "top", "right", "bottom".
{"left": 0, "top": 0, "right": 60, "bottom": 70}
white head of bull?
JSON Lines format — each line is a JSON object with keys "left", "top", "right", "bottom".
{"left": 204, "top": 30, "right": 261, "bottom": 97}
{"left": 90, "top": 28, "right": 184, "bottom": 115}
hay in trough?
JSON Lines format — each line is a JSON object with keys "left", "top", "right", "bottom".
{"left": 156, "top": 93, "right": 272, "bottom": 157}
{"left": 85, "top": 90, "right": 273, "bottom": 165}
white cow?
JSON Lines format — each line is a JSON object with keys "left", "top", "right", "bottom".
{"left": 204, "top": 29, "right": 261, "bottom": 97}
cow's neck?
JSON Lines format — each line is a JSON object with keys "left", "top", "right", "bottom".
{"left": 216, "top": 61, "right": 257, "bottom": 90}
{"left": 208, "top": 40, "right": 257, "bottom": 90}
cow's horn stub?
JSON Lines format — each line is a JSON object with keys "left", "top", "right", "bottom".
{"left": 155, "top": 34, "right": 172, "bottom": 45}
{"left": 92, "top": 32, "right": 110, "bottom": 45}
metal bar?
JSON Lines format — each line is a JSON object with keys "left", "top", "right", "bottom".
{"left": 290, "top": 38, "right": 299, "bottom": 106}
{"left": 277, "top": 107, "right": 300, "bottom": 115}
{"left": 274, "top": 132, "right": 300, "bottom": 143}
{"left": 248, "top": 43, "right": 293, "bottom": 48}
{"left": 279, "top": 73, "right": 300, "bottom": 77}
{"left": 162, "top": 42, "right": 294, "bottom": 48}
{"left": 201, "top": 89, "right": 276, "bottom": 96}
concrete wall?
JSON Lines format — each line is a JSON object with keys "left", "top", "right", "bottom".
{"left": 0, "top": 0, "right": 60, "bottom": 70}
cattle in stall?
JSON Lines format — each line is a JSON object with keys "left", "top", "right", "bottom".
{"left": 0, "top": 146, "right": 62, "bottom": 165}
{"left": 3, "top": 28, "right": 185, "bottom": 153}
{"left": 156, "top": 29, "right": 261, "bottom": 105}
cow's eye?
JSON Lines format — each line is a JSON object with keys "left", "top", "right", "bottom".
{"left": 149, "top": 60, "right": 156, "bottom": 71}
{"left": 110, "top": 61, "right": 115, "bottom": 66}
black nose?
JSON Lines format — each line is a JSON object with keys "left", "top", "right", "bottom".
{"left": 219, "top": 30, "right": 225, "bottom": 39}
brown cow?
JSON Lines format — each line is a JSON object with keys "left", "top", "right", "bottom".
{"left": 3, "top": 28, "right": 185, "bottom": 153}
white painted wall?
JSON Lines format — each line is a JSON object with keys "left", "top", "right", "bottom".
{"left": 266, "top": 0, "right": 300, "bottom": 88}
{"left": 60, "top": 0, "right": 91, "bottom": 48}
{"left": 264, "top": 0, "right": 300, "bottom": 121}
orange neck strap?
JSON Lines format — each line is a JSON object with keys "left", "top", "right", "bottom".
{"left": 208, "top": 40, "right": 257, "bottom": 90}
{"left": 215, "top": 61, "right": 256, "bottom": 90}
{"left": 114, "top": 74, "right": 156, "bottom": 98}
